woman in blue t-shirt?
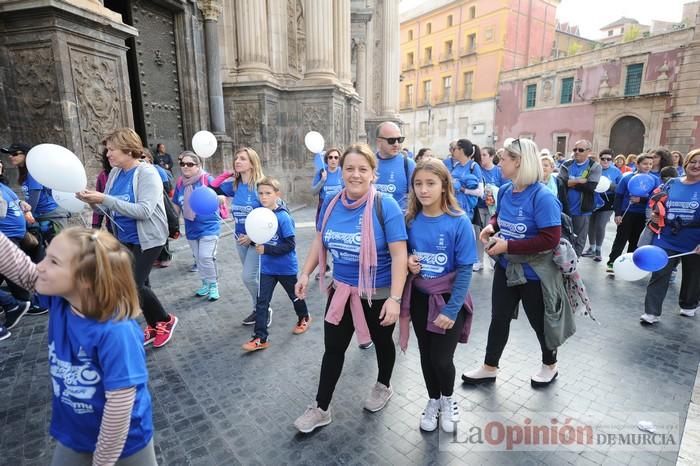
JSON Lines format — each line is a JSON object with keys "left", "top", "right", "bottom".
{"left": 462, "top": 137, "right": 562, "bottom": 388}
{"left": 0, "top": 228, "right": 156, "bottom": 465}
{"left": 606, "top": 154, "right": 658, "bottom": 272}
{"left": 402, "top": 158, "right": 476, "bottom": 433}
{"left": 311, "top": 148, "right": 344, "bottom": 280}
{"left": 293, "top": 143, "right": 408, "bottom": 434}
{"left": 641, "top": 149, "right": 700, "bottom": 324}
{"left": 475, "top": 146, "right": 503, "bottom": 271}
{"left": 172, "top": 152, "right": 221, "bottom": 302}
{"left": 584, "top": 149, "right": 622, "bottom": 262}
{"left": 671, "top": 150, "right": 685, "bottom": 177}
{"left": 210, "top": 147, "right": 264, "bottom": 325}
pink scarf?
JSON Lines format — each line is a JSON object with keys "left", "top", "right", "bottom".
{"left": 318, "top": 186, "right": 378, "bottom": 302}
{"left": 181, "top": 169, "right": 204, "bottom": 221}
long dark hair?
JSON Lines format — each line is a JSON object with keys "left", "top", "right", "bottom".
{"left": 456, "top": 138, "right": 481, "bottom": 166}
{"left": 654, "top": 148, "right": 673, "bottom": 171}
{"left": 100, "top": 148, "right": 111, "bottom": 173}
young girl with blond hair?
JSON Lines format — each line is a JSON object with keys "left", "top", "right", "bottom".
{"left": 0, "top": 227, "right": 155, "bottom": 465}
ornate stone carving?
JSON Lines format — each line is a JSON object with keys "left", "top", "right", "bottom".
{"left": 302, "top": 103, "right": 328, "bottom": 136}
{"left": 265, "top": 101, "right": 279, "bottom": 161}
{"left": 198, "top": 0, "right": 223, "bottom": 21}
{"left": 71, "top": 51, "right": 122, "bottom": 166}
{"left": 9, "top": 46, "right": 62, "bottom": 145}
{"left": 350, "top": 105, "right": 359, "bottom": 141}
{"left": 542, "top": 78, "right": 553, "bottom": 101}
{"left": 287, "top": 0, "right": 298, "bottom": 71}
{"left": 334, "top": 103, "right": 344, "bottom": 145}
{"left": 235, "top": 102, "right": 262, "bottom": 146}
{"left": 598, "top": 72, "right": 611, "bottom": 98}
{"left": 296, "top": 0, "right": 306, "bottom": 74}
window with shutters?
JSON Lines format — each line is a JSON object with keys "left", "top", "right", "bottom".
{"left": 560, "top": 77, "right": 574, "bottom": 104}
{"left": 526, "top": 84, "right": 537, "bottom": 108}
{"left": 624, "top": 63, "right": 644, "bottom": 96}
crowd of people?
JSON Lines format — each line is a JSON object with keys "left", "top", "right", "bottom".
{"left": 0, "top": 123, "right": 698, "bottom": 463}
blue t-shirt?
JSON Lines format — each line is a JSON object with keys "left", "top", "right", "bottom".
{"left": 375, "top": 154, "right": 416, "bottom": 212}
{"left": 594, "top": 165, "right": 623, "bottom": 209}
{"left": 313, "top": 168, "right": 344, "bottom": 200}
{"left": 655, "top": 179, "right": 700, "bottom": 252}
{"left": 615, "top": 171, "right": 659, "bottom": 215}
{"left": 445, "top": 159, "right": 483, "bottom": 216}
{"left": 318, "top": 194, "right": 407, "bottom": 288}
{"left": 109, "top": 168, "right": 139, "bottom": 244}
{"left": 154, "top": 165, "right": 169, "bottom": 185}
{"left": 219, "top": 181, "right": 262, "bottom": 235}
{"left": 23, "top": 172, "right": 58, "bottom": 216}
{"left": 172, "top": 176, "right": 220, "bottom": 240}
{"left": 565, "top": 160, "right": 596, "bottom": 216}
{"left": 40, "top": 295, "right": 153, "bottom": 457}
{"left": 261, "top": 208, "right": 298, "bottom": 275}
{"left": 408, "top": 212, "right": 477, "bottom": 279}
{"left": 0, "top": 183, "right": 27, "bottom": 239}
{"left": 478, "top": 165, "right": 504, "bottom": 208}
{"left": 496, "top": 183, "right": 562, "bottom": 280}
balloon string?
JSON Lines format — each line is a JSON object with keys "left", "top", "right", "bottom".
{"left": 96, "top": 205, "right": 124, "bottom": 232}
{"left": 216, "top": 214, "right": 238, "bottom": 240}
{"left": 620, "top": 203, "right": 631, "bottom": 221}
{"left": 668, "top": 251, "right": 696, "bottom": 259}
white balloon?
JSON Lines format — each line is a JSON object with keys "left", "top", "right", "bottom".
{"left": 26, "top": 144, "right": 87, "bottom": 193}
{"left": 613, "top": 253, "right": 650, "bottom": 281}
{"left": 244, "top": 207, "right": 278, "bottom": 244}
{"left": 192, "top": 130, "right": 218, "bottom": 158}
{"left": 595, "top": 176, "right": 611, "bottom": 193}
{"left": 304, "top": 131, "right": 325, "bottom": 153}
{"left": 52, "top": 190, "right": 88, "bottom": 213}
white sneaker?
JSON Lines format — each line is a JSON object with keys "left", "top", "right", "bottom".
{"left": 439, "top": 396, "right": 460, "bottom": 433}
{"left": 640, "top": 313, "right": 661, "bottom": 324}
{"left": 419, "top": 399, "right": 440, "bottom": 432}
{"left": 472, "top": 262, "right": 483, "bottom": 272}
{"left": 680, "top": 307, "right": 697, "bottom": 317}
{"left": 531, "top": 364, "right": 558, "bottom": 387}
{"left": 294, "top": 402, "right": 332, "bottom": 433}
{"left": 364, "top": 382, "right": 393, "bottom": 412}
{"left": 461, "top": 365, "right": 497, "bottom": 384}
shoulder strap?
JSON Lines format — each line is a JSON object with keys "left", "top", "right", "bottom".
{"left": 374, "top": 191, "right": 387, "bottom": 238}
{"left": 403, "top": 153, "right": 409, "bottom": 191}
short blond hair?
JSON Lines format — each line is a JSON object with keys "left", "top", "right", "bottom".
{"left": 258, "top": 176, "right": 281, "bottom": 192}
{"left": 102, "top": 128, "right": 144, "bottom": 159}
{"left": 504, "top": 138, "right": 542, "bottom": 188}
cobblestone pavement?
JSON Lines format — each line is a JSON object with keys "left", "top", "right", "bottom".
{"left": 1, "top": 207, "right": 698, "bottom": 465}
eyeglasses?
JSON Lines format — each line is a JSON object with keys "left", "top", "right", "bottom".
{"left": 574, "top": 148, "right": 589, "bottom": 153}
{"left": 504, "top": 138, "right": 522, "bottom": 155}
{"left": 600, "top": 157, "right": 612, "bottom": 161}
{"left": 327, "top": 155, "right": 339, "bottom": 160}
{"left": 378, "top": 136, "right": 405, "bottom": 145}
{"left": 180, "top": 162, "right": 198, "bottom": 168}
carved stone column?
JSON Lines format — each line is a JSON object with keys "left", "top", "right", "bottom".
{"left": 381, "top": 0, "right": 400, "bottom": 117}
{"left": 354, "top": 39, "right": 367, "bottom": 138}
{"left": 333, "top": 0, "right": 352, "bottom": 88}
{"left": 235, "top": 0, "right": 271, "bottom": 78}
{"left": 303, "top": 0, "right": 336, "bottom": 83}
{"left": 199, "top": 0, "right": 225, "bottom": 133}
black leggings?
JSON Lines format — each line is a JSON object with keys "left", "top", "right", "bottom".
{"left": 410, "top": 289, "right": 466, "bottom": 399}
{"left": 608, "top": 212, "right": 646, "bottom": 264}
{"left": 485, "top": 264, "right": 557, "bottom": 367}
{"left": 315, "top": 288, "right": 396, "bottom": 411}
{"left": 122, "top": 243, "right": 169, "bottom": 326}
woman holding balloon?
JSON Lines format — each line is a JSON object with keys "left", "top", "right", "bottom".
{"left": 606, "top": 154, "right": 659, "bottom": 273}
{"left": 77, "top": 128, "right": 178, "bottom": 348}
{"left": 210, "top": 147, "right": 264, "bottom": 325}
{"left": 639, "top": 149, "right": 700, "bottom": 324}
{"left": 172, "top": 151, "right": 221, "bottom": 301}
{"left": 584, "top": 149, "right": 622, "bottom": 262}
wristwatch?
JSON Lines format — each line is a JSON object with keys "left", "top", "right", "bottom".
{"left": 389, "top": 295, "right": 402, "bottom": 304}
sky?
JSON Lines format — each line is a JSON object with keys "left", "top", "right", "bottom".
{"left": 557, "top": 0, "right": 691, "bottom": 39}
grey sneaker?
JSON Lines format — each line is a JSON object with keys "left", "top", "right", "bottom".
{"left": 294, "top": 402, "right": 332, "bottom": 433}
{"left": 242, "top": 312, "right": 256, "bottom": 326}
{"left": 364, "top": 382, "right": 393, "bottom": 412}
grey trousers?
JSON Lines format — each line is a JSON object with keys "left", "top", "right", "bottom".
{"left": 571, "top": 215, "right": 590, "bottom": 256}
{"left": 188, "top": 235, "right": 219, "bottom": 282}
{"left": 587, "top": 209, "right": 614, "bottom": 249}
{"left": 644, "top": 247, "right": 700, "bottom": 316}
{"left": 50, "top": 439, "right": 157, "bottom": 466}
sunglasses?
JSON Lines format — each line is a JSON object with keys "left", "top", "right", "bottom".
{"left": 180, "top": 162, "right": 198, "bottom": 168}
{"left": 600, "top": 157, "right": 612, "bottom": 161}
{"left": 327, "top": 155, "right": 339, "bottom": 160}
{"left": 378, "top": 136, "right": 405, "bottom": 145}
{"left": 505, "top": 138, "right": 522, "bottom": 155}
{"left": 8, "top": 152, "right": 23, "bottom": 157}
{"left": 574, "top": 148, "right": 589, "bottom": 153}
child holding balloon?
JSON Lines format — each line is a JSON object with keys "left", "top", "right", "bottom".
{"left": 606, "top": 154, "right": 659, "bottom": 273}
{"left": 242, "top": 177, "right": 310, "bottom": 351}
{"left": 172, "top": 152, "right": 221, "bottom": 301}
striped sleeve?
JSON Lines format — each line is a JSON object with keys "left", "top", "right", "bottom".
{"left": 92, "top": 387, "right": 136, "bottom": 466}
{"left": 0, "top": 233, "right": 37, "bottom": 291}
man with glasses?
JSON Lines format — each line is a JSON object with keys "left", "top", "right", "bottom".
{"left": 375, "top": 121, "right": 416, "bottom": 212}
{"left": 557, "top": 140, "right": 602, "bottom": 256}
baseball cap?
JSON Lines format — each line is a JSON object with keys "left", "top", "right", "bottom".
{"left": 0, "top": 143, "right": 31, "bottom": 155}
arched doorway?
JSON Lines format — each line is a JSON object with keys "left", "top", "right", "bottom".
{"left": 609, "top": 116, "right": 645, "bottom": 155}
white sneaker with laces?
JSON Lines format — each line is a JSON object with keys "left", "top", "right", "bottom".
{"left": 531, "top": 364, "right": 558, "bottom": 387}
{"left": 439, "top": 396, "right": 460, "bottom": 433}
{"left": 294, "top": 402, "right": 332, "bottom": 433}
{"left": 364, "top": 382, "right": 393, "bottom": 412}
{"left": 420, "top": 399, "right": 440, "bottom": 432}
{"left": 640, "top": 313, "right": 660, "bottom": 324}
{"left": 680, "top": 307, "right": 697, "bottom": 317}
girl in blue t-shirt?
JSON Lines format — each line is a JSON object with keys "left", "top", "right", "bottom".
{"left": 403, "top": 158, "right": 477, "bottom": 433}
{"left": 211, "top": 147, "right": 264, "bottom": 324}
{"left": 475, "top": 146, "right": 503, "bottom": 270}
{"left": 462, "top": 138, "right": 562, "bottom": 389}
{"left": 641, "top": 149, "right": 700, "bottom": 324}
{"left": 0, "top": 228, "right": 156, "bottom": 465}
{"left": 242, "top": 177, "right": 311, "bottom": 352}
{"left": 607, "top": 154, "right": 658, "bottom": 272}
{"left": 172, "top": 152, "right": 221, "bottom": 301}
{"left": 293, "top": 143, "right": 408, "bottom": 434}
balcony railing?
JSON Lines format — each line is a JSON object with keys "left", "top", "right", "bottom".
{"left": 420, "top": 57, "right": 433, "bottom": 67}
{"left": 439, "top": 51, "right": 454, "bottom": 62}
{"left": 460, "top": 46, "right": 477, "bottom": 57}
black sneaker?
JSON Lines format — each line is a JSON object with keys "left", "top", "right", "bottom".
{"left": 242, "top": 312, "right": 256, "bottom": 326}
{"left": 5, "top": 302, "right": 31, "bottom": 330}
{"left": 359, "top": 341, "right": 374, "bottom": 350}
{"left": 27, "top": 304, "right": 48, "bottom": 316}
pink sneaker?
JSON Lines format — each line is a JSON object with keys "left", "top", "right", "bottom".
{"left": 144, "top": 325, "right": 157, "bottom": 346}
{"left": 153, "top": 315, "right": 178, "bottom": 348}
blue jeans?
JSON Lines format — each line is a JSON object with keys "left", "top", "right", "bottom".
{"left": 236, "top": 243, "right": 260, "bottom": 306}
{"left": 254, "top": 273, "right": 309, "bottom": 341}
{"left": 0, "top": 289, "right": 18, "bottom": 311}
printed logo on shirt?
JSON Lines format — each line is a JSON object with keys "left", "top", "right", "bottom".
{"left": 414, "top": 249, "right": 448, "bottom": 275}
{"left": 48, "top": 342, "right": 101, "bottom": 415}
{"left": 324, "top": 228, "right": 361, "bottom": 262}
{"left": 498, "top": 219, "right": 528, "bottom": 239}
{"left": 375, "top": 183, "right": 397, "bottom": 194}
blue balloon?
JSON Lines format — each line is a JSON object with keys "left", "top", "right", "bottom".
{"left": 632, "top": 245, "right": 669, "bottom": 272}
{"left": 189, "top": 186, "right": 219, "bottom": 216}
{"left": 627, "top": 173, "right": 655, "bottom": 197}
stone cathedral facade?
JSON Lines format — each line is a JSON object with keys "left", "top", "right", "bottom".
{"left": 0, "top": 0, "right": 400, "bottom": 203}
